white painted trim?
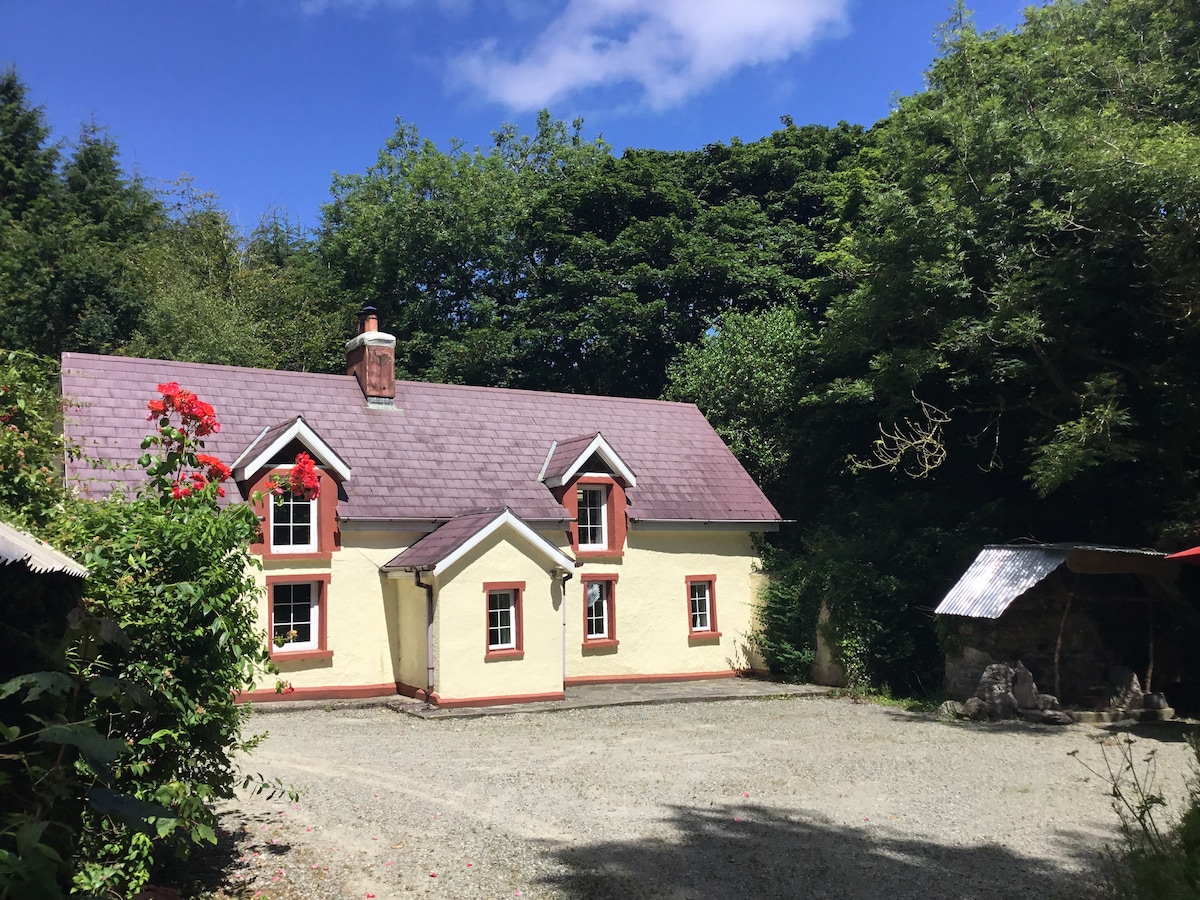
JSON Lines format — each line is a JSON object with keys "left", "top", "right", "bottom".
{"left": 537, "top": 440, "right": 557, "bottom": 483}
{"left": 576, "top": 483, "right": 608, "bottom": 551}
{"left": 433, "top": 509, "right": 576, "bottom": 576}
{"left": 269, "top": 491, "right": 319, "bottom": 553}
{"left": 232, "top": 416, "right": 352, "bottom": 483}
{"left": 272, "top": 581, "right": 320, "bottom": 652}
{"left": 543, "top": 432, "right": 637, "bottom": 488}
{"left": 344, "top": 330, "right": 396, "bottom": 352}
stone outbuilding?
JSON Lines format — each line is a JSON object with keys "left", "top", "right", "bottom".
{"left": 935, "top": 544, "right": 1200, "bottom": 713}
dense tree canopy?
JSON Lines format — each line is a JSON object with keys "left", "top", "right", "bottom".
{"left": 670, "top": 0, "right": 1200, "bottom": 687}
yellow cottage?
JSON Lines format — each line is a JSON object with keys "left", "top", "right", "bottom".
{"left": 62, "top": 311, "right": 782, "bottom": 708}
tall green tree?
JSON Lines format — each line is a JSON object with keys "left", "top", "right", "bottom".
{"left": 671, "top": 0, "right": 1200, "bottom": 690}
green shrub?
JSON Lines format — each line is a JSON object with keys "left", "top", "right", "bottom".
{"left": 1, "top": 355, "right": 280, "bottom": 896}
{"left": 1074, "top": 734, "right": 1200, "bottom": 898}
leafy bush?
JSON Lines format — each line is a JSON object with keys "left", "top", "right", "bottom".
{"left": 1, "top": 354, "right": 278, "bottom": 896}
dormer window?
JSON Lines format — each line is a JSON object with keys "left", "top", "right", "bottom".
{"left": 540, "top": 433, "right": 636, "bottom": 560}
{"left": 577, "top": 484, "right": 608, "bottom": 550}
{"left": 272, "top": 489, "right": 318, "bottom": 553}
{"left": 232, "top": 416, "right": 351, "bottom": 561}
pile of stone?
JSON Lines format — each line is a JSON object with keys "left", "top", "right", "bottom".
{"left": 939, "top": 662, "right": 1074, "bottom": 725}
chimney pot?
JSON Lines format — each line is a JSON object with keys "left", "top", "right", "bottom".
{"left": 358, "top": 306, "right": 379, "bottom": 335}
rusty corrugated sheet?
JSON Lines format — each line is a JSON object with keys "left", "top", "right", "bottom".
{"left": 0, "top": 521, "right": 89, "bottom": 578}
{"left": 935, "top": 546, "right": 1070, "bottom": 619}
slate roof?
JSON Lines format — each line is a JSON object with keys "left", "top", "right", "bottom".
{"left": 383, "top": 508, "right": 575, "bottom": 573}
{"left": 543, "top": 434, "right": 603, "bottom": 482}
{"left": 384, "top": 509, "right": 510, "bottom": 568}
{"left": 61, "top": 353, "right": 781, "bottom": 526}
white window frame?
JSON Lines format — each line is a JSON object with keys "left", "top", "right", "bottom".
{"left": 272, "top": 581, "right": 320, "bottom": 652}
{"left": 487, "top": 589, "right": 518, "bottom": 651}
{"left": 270, "top": 488, "right": 318, "bottom": 553}
{"left": 690, "top": 580, "right": 713, "bottom": 632}
{"left": 577, "top": 484, "right": 608, "bottom": 551}
{"left": 585, "top": 580, "right": 610, "bottom": 640}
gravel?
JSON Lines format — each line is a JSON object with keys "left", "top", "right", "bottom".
{"left": 204, "top": 696, "right": 1198, "bottom": 899}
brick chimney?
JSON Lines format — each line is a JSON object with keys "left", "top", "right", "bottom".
{"left": 345, "top": 306, "right": 396, "bottom": 407}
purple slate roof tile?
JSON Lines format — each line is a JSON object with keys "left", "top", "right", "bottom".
{"left": 383, "top": 509, "right": 507, "bottom": 569}
{"left": 61, "top": 353, "right": 782, "bottom": 525}
{"left": 543, "top": 433, "right": 600, "bottom": 482}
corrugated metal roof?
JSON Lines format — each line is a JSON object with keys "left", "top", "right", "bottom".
{"left": 0, "top": 521, "right": 89, "bottom": 578}
{"left": 935, "top": 546, "right": 1070, "bottom": 618}
{"left": 934, "top": 543, "right": 1169, "bottom": 619}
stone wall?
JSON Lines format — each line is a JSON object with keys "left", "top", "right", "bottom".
{"left": 941, "top": 578, "right": 1109, "bottom": 705}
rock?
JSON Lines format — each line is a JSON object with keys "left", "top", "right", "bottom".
{"left": 993, "top": 691, "right": 1020, "bottom": 719}
{"left": 1109, "top": 666, "right": 1143, "bottom": 711}
{"left": 939, "top": 700, "right": 964, "bottom": 719}
{"left": 972, "top": 663, "right": 1022, "bottom": 718}
{"left": 1016, "top": 708, "right": 1074, "bottom": 726}
{"left": 1012, "top": 661, "right": 1040, "bottom": 709}
{"left": 975, "top": 663, "right": 1015, "bottom": 701}
{"left": 1035, "top": 693, "right": 1061, "bottom": 711}
{"left": 961, "top": 697, "right": 989, "bottom": 720}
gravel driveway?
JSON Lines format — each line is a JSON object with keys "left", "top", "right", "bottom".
{"left": 210, "top": 696, "right": 1198, "bottom": 899}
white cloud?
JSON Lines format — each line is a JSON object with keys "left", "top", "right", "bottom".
{"left": 453, "top": 0, "right": 848, "bottom": 111}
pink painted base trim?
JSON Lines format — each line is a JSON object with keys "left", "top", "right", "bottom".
{"left": 564, "top": 670, "right": 738, "bottom": 687}
{"left": 236, "top": 682, "right": 398, "bottom": 703}
{"left": 396, "top": 681, "right": 432, "bottom": 702}
{"left": 428, "top": 690, "right": 566, "bottom": 709}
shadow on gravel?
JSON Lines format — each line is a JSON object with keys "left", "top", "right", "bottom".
{"left": 156, "top": 806, "right": 289, "bottom": 898}
{"left": 876, "top": 707, "right": 1200, "bottom": 745}
{"left": 1093, "top": 720, "right": 1200, "bottom": 744}
{"left": 538, "top": 804, "right": 1102, "bottom": 900}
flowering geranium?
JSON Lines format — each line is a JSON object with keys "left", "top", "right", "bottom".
{"left": 140, "top": 383, "right": 230, "bottom": 502}
{"left": 267, "top": 451, "right": 321, "bottom": 502}
{"left": 289, "top": 452, "right": 321, "bottom": 500}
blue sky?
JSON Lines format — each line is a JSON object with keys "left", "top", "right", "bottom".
{"left": 2, "top": 0, "right": 1032, "bottom": 233}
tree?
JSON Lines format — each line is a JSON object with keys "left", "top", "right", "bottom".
{"left": 671, "top": 0, "right": 1200, "bottom": 691}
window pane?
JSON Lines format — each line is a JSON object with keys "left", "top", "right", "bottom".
{"left": 273, "top": 583, "right": 314, "bottom": 647}
{"left": 586, "top": 581, "right": 608, "bottom": 638}
{"left": 273, "top": 491, "right": 316, "bottom": 549}
{"left": 690, "top": 582, "right": 711, "bottom": 631}
{"left": 577, "top": 486, "right": 606, "bottom": 547}
{"left": 488, "top": 591, "right": 515, "bottom": 649}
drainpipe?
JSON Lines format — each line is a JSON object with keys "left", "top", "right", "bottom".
{"left": 414, "top": 570, "right": 435, "bottom": 698}
{"left": 560, "top": 569, "right": 573, "bottom": 689}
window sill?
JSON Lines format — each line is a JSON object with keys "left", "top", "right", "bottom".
{"left": 575, "top": 549, "right": 624, "bottom": 560}
{"left": 270, "top": 648, "right": 334, "bottom": 662}
{"left": 485, "top": 649, "right": 524, "bottom": 661}
{"left": 582, "top": 638, "right": 619, "bottom": 650}
{"left": 688, "top": 631, "right": 722, "bottom": 644}
{"left": 261, "top": 551, "right": 333, "bottom": 562}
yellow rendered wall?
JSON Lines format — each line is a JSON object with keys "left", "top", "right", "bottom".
{"left": 395, "top": 573, "right": 429, "bottom": 692}
{"left": 254, "top": 529, "right": 425, "bottom": 692}
{"left": 432, "top": 528, "right": 566, "bottom": 702}
{"left": 564, "top": 528, "right": 763, "bottom": 680}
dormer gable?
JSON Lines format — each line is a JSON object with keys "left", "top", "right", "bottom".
{"left": 541, "top": 433, "right": 634, "bottom": 558}
{"left": 539, "top": 432, "right": 636, "bottom": 489}
{"left": 232, "top": 416, "right": 351, "bottom": 485}
{"left": 234, "top": 416, "right": 349, "bottom": 560}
